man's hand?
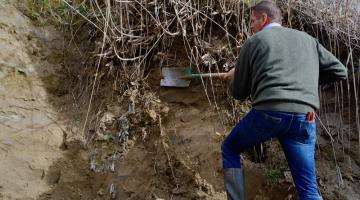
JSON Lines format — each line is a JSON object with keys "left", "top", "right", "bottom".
{"left": 223, "top": 68, "right": 235, "bottom": 80}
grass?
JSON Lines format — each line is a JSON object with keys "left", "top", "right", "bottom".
{"left": 266, "top": 168, "right": 284, "bottom": 183}
{"left": 21, "top": 0, "right": 88, "bottom": 26}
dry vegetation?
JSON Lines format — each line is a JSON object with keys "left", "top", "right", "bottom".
{"left": 57, "top": 0, "right": 360, "bottom": 148}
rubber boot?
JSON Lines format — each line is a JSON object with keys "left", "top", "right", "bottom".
{"left": 224, "top": 168, "right": 245, "bottom": 200}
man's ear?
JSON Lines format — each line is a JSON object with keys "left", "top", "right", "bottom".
{"left": 261, "top": 13, "right": 269, "bottom": 25}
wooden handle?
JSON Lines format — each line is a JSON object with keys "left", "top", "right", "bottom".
{"left": 180, "top": 73, "right": 227, "bottom": 79}
{"left": 198, "top": 73, "right": 227, "bottom": 78}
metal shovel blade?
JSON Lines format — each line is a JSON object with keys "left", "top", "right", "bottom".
{"left": 160, "top": 67, "right": 191, "bottom": 87}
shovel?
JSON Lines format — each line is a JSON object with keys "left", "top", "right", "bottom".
{"left": 160, "top": 67, "right": 227, "bottom": 87}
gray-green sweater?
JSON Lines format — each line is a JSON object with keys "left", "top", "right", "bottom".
{"left": 230, "top": 26, "right": 347, "bottom": 113}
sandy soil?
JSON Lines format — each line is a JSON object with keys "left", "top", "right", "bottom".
{"left": 0, "top": 1, "right": 67, "bottom": 199}
{"left": 0, "top": 1, "right": 111, "bottom": 199}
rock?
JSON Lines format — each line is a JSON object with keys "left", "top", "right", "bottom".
{"left": 97, "top": 188, "right": 105, "bottom": 196}
{"left": 46, "top": 168, "right": 61, "bottom": 184}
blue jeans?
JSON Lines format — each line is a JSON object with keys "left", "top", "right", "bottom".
{"left": 221, "top": 109, "right": 322, "bottom": 200}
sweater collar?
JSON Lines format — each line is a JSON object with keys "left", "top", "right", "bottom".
{"left": 263, "top": 22, "right": 282, "bottom": 30}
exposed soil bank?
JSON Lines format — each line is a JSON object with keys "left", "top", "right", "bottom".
{"left": 1, "top": 1, "right": 360, "bottom": 200}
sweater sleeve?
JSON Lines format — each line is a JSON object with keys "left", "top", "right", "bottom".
{"left": 317, "top": 41, "right": 348, "bottom": 85}
{"left": 229, "top": 41, "right": 252, "bottom": 100}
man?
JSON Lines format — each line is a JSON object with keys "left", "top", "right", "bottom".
{"left": 221, "top": 1, "right": 347, "bottom": 200}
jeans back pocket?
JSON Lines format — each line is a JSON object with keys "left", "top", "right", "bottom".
{"left": 251, "top": 111, "right": 282, "bottom": 136}
{"left": 296, "top": 120, "right": 316, "bottom": 144}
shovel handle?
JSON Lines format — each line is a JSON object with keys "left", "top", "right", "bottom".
{"left": 180, "top": 72, "right": 227, "bottom": 79}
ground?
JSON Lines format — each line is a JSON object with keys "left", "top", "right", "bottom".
{"left": 1, "top": 1, "right": 360, "bottom": 200}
